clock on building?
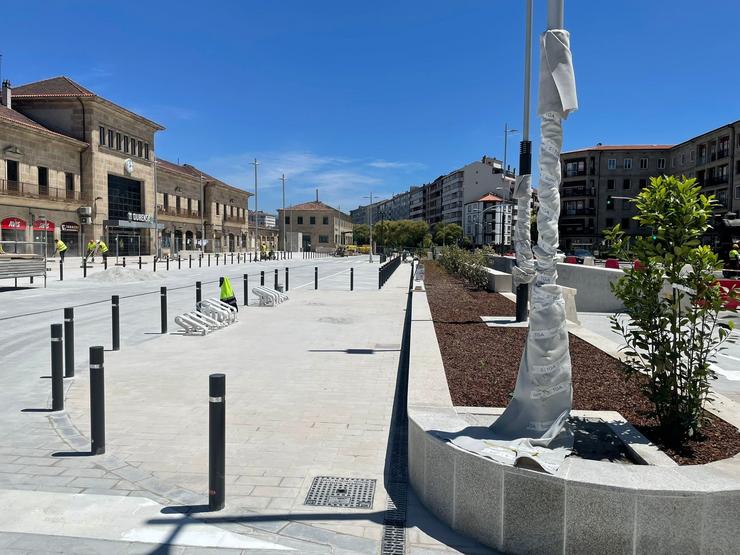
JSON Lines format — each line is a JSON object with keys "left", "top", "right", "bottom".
{"left": 124, "top": 158, "right": 134, "bottom": 175}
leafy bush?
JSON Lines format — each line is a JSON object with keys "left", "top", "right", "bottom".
{"left": 605, "top": 176, "right": 736, "bottom": 445}
{"left": 439, "top": 245, "right": 489, "bottom": 289}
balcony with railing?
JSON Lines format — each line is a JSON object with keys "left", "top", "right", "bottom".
{"left": 561, "top": 186, "right": 596, "bottom": 198}
{"left": 157, "top": 205, "right": 201, "bottom": 220}
{"left": 717, "top": 149, "right": 729, "bottom": 160}
{"left": 223, "top": 213, "right": 246, "bottom": 225}
{"left": 0, "top": 179, "right": 85, "bottom": 203}
{"left": 704, "top": 175, "right": 729, "bottom": 186}
{"left": 564, "top": 169, "right": 587, "bottom": 178}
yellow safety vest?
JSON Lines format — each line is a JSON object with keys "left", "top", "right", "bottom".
{"left": 730, "top": 249, "right": 739, "bottom": 260}
{"left": 220, "top": 277, "right": 235, "bottom": 300}
{"left": 87, "top": 241, "right": 96, "bottom": 252}
{"left": 98, "top": 241, "right": 109, "bottom": 253}
{"left": 56, "top": 240, "right": 67, "bottom": 252}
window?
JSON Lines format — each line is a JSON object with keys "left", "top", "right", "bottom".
{"left": 319, "top": 235, "right": 329, "bottom": 243}
{"left": 108, "top": 129, "right": 114, "bottom": 147}
{"left": 623, "top": 158, "right": 632, "bottom": 169}
{"left": 736, "top": 161, "right": 740, "bottom": 175}
{"left": 607, "top": 159, "right": 616, "bottom": 170}
{"left": 310, "top": 216, "right": 316, "bottom": 225}
{"left": 137, "top": 141, "right": 143, "bottom": 157}
{"left": 717, "top": 189, "right": 728, "bottom": 207}
{"left": 736, "top": 186, "right": 740, "bottom": 200}
{"left": 38, "top": 166, "right": 49, "bottom": 195}
{"left": 681, "top": 154, "right": 685, "bottom": 165}
{"left": 124, "top": 136, "right": 129, "bottom": 153}
{"left": 116, "top": 132, "right": 121, "bottom": 150}
{"left": 639, "top": 178, "right": 647, "bottom": 189}
{"left": 621, "top": 218, "right": 631, "bottom": 230}
{"left": 144, "top": 143, "right": 149, "bottom": 160}
{"left": 622, "top": 178, "right": 631, "bottom": 190}
{"left": 216, "top": 203, "right": 219, "bottom": 215}
{"left": 322, "top": 216, "right": 329, "bottom": 225}
{"left": 640, "top": 158, "right": 648, "bottom": 169}
{"left": 163, "top": 193, "right": 169, "bottom": 208}
{"left": 187, "top": 198, "right": 192, "bottom": 212}
{"left": 285, "top": 216, "right": 290, "bottom": 225}
{"left": 65, "top": 173, "right": 75, "bottom": 199}
{"left": 657, "top": 158, "right": 665, "bottom": 170}
{"left": 690, "top": 150, "right": 695, "bottom": 161}
{"left": 297, "top": 216, "right": 303, "bottom": 224}
{"left": 99, "top": 126, "right": 105, "bottom": 145}
{"left": 607, "top": 179, "right": 615, "bottom": 190}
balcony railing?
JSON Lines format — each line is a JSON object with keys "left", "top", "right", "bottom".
{"left": 223, "top": 214, "right": 246, "bottom": 224}
{"left": 157, "top": 205, "right": 201, "bottom": 219}
{"left": 564, "top": 169, "right": 587, "bottom": 177}
{"left": 561, "top": 187, "right": 596, "bottom": 198}
{"left": 717, "top": 149, "right": 729, "bottom": 160}
{"left": 704, "top": 176, "right": 729, "bottom": 186}
{"left": 0, "top": 179, "right": 85, "bottom": 202}
{"left": 561, "top": 208, "right": 596, "bottom": 217}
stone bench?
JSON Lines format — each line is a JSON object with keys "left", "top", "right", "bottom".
{"left": 482, "top": 267, "right": 512, "bottom": 293}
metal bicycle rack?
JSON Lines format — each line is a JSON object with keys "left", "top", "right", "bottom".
{"left": 175, "top": 298, "right": 238, "bottom": 336}
{"left": 252, "top": 286, "right": 289, "bottom": 307}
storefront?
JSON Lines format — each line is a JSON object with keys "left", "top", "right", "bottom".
{"left": 60, "top": 222, "right": 81, "bottom": 257}
{"left": 1, "top": 217, "right": 27, "bottom": 252}
{"left": 33, "top": 220, "right": 55, "bottom": 257}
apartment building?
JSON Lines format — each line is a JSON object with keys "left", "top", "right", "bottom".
{"left": 248, "top": 210, "right": 277, "bottom": 229}
{"left": 463, "top": 193, "right": 514, "bottom": 248}
{"left": 278, "top": 198, "right": 352, "bottom": 252}
{"left": 559, "top": 119, "right": 740, "bottom": 252}
{"left": 0, "top": 76, "right": 253, "bottom": 256}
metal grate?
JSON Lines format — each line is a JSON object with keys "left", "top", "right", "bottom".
{"left": 304, "top": 476, "right": 376, "bottom": 509}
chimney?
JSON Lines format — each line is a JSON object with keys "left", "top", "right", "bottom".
{"left": 315, "top": 188, "right": 319, "bottom": 202}
{"left": 1, "top": 80, "right": 10, "bottom": 109}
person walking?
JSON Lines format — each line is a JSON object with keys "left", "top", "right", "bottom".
{"left": 54, "top": 238, "right": 68, "bottom": 262}
{"left": 97, "top": 239, "right": 109, "bottom": 261}
{"left": 219, "top": 277, "right": 238, "bottom": 311}
{"left": 86, "top": 239, "right": 96, "bottom": 262}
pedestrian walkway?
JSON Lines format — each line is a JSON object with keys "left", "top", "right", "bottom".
{"left": 0, "top": 259, "right": 492, "bottom": 554}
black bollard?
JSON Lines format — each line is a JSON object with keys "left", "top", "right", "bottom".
{"left": 104, "top": 257, "right": 108, "bottom": 270}
{"left": 122, "top": 257, "right": 126, "bottom": 268}
{"left": 350, "top": 267, "right": 354, "bottom": 291}
{"left": 51, "top": 324, "right": 64, "bottom": 411}
{"left": 243, "top": 274, "right": 248, "bottom": 306}
{"left": 178, "top": 256, "right": 181, "bottom": 270}
{"left": 260, "top": 271, "right": 264, "bottom": 286}
{"left": 199, "top": 255, "right": 202, "bottom": 268}
{"left": 231, "top": 253, "right": 234, "bottom": 264}
{"left": 216, "top": 253, "right": 219, "bottom": 266}
{"left": 189, "top": 255, "right": 192, "bottom": 269}
{"left": 139, "top": 256, "right": 142, "bottom": 269}
{"left": 166, "top": 257, "right": 170, "bottom": 271}
{"left": 315, "top": 266, "right": 318, "bottom": 290}
{"left": 285, "top": 267, "right": 289, "bottom": 291}
{"left": 89, "top": 346, "right": 106, "bottom": 455}
{"left": 154, "top": 256, "right": 157, "bottom": 272}
{"left": 249, "top": 252, "right": 252, "bottom": 263}
{"left": 208, "top": 254, "right": 211, "bottom": 267}
{"left": 83, "top": 258, "right": 87, "bottom": 278}
{"left": 274, "top": 268, "right": 278, "bottom": 290}
{"left": 111, "top": 295, "right": 120, "bottom": 351}
{"left": 160, "top": 287, "right": 168, "bottom": 334}
{"left": 209, "top": 373, "right": 226, "bottom": 511}
{"left": 59, "top": 259, "right": 64, "bottom": 281}
{"left": 64, "top": 307, "right": 75, "bottom": 378}
{"left": 196, "top": 281, "right": 202, "bottom": 309}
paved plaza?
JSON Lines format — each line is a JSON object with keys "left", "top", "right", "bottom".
{"left": 0, "top": 255, "right": 492, "bottom": 554}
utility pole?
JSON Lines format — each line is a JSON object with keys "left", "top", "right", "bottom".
{"left": 250, "top": 158, "right": 259, "bottom": 258}
{"left": 153, "top": 154, "right": 160, "bottom": 258}
{"left": 199, "top": 173, "right": 206, "bottom": 254}
{"left": 365, "top": 192, "right": 374, "bottom": 262}
{"left": 515, "top": 0, "right": 534, "bottom": 323}
{"left": 281, "top": 173, "right": 286, "bottom": 252}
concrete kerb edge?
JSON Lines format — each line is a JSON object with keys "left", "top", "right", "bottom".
{"left": 407, "top": 287, "right": 740, "bottom": 554}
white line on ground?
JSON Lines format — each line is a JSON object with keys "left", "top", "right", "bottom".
{"left": 292, "top": 267, "right": 351, "bottom": 289}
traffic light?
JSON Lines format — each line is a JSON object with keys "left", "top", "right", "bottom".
{"left": 606, "top": 195, "right": 614, "bottom": 210}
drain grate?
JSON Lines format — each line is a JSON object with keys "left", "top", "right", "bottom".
{"left": 304, "top": 476, "right": 376, "bottom": 509}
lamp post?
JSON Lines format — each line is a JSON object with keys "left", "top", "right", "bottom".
{"left": 364, "top": 192, "right": 374, "bottom": 262}
{"left": 281, "top": 173, "right": 286, "bottom": 252}
{"left": 250, "top": 158, "right": 259, "bottom": 258}
{"left": 503, "top": 123, "right": 519, "bottom": 176}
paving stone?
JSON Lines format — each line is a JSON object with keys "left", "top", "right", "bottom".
{"left": 68, "top": 477, "right": 120, "bottom": 489}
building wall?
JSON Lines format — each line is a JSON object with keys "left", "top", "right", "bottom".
{"left": 277, "top": 207, "right": 351, "bottom": 250}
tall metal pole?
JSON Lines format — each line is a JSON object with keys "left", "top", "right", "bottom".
{"left": 366, "top": 192, "right": 373, "bottom": 262}
{"left": 503, "top": 122, "right": 508, "bottom": 175}
{"left": 516, "top": 0, "right": 534, "bottom": 322}
{"left": 199, "top": 173, "right": 206, "bottom": 254}
{"left": 281, "top": 173, "right": 286, "bottom": 252}
{"left": 153, "top": 155, "right": 160, "bottom": 259}
{"left": 548, "top": 0, "right": 564, "bottom": 29}
{"left": 251, "top": 159, "right": 259, "bottom": 258}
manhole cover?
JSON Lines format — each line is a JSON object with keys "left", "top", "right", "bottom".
{"left": 304, "top": 476, "right": 376, "bottom": 509}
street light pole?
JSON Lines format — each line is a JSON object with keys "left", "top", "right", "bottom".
{"left": 281, "top": 173, "right": 286, "bottom": 252}
{"left": 503, "top": 123, "right": 519, "bottom": 176}
{"left": 365, "top": 192, "right": 374, "bottom": 262}
{"left": 515, "top": 0, "right": 534, "bottom": 323}
{"left": 250, "top": 158, "right": 259, "bottom": 258}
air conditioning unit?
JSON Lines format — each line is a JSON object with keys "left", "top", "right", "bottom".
{"left": 78, "top": 206, "right": 92, "bottom": 216}
{"left": 80, "top": 216, "right": 92, "bottom": 224}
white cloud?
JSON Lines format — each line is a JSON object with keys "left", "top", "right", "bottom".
{"left": 366, "top": 159, "right": 425, "bottom": 171}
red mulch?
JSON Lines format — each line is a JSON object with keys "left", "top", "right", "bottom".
{"left": 424, "top": 261, "right": 740, "bottom": 465}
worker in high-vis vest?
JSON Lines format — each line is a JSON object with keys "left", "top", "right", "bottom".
{"left": 86, "top": 240, "right": 96, "bottom": 262}
{"left": 97, "top": 240, "right": 109, "bottom": 259}
{"left": 54, "top": 239, "right": 68, "bottom": 262}
{"left": 219, "top": 277, "right": 238, "bottom": 311}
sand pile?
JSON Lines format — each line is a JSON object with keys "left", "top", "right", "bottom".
{"left": 86, "top": 267, "right": 165, "bottom": 283}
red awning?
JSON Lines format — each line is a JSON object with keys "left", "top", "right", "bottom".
{"left": 1, "top": 217, "right": 27, "bottom": 231}
{"left": 33, "top": 220, "right": 55, "bottom": 232}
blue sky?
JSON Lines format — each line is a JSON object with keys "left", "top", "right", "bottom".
{"left": 3, "top": 1, "right": 739, "bottom": 213}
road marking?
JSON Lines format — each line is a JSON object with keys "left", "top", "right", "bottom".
{"left": 293, "top": 268, "right": 351, "bottom": 289}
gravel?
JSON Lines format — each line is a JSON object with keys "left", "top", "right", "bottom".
{"left": 86, "top": 267, "right": 165, "bottom": 283}
{"left": 424, "top": 261, "right": 740, "bottom": 465}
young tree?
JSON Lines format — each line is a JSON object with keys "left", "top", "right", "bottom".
{"left": 605, "top": 176, "right": 736, "bottom": 445}
{"left": 352, "top": 224, "right": 370, "bottom": 246}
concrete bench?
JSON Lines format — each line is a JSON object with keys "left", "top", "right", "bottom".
{"left": 482, "top": 267, "right": 512, "bottom": 293}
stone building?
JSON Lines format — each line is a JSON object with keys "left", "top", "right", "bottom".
{"left": 0, "top": 76, "right": 255, "bottom": 256}
{"left": 278, "top": 198, "right": 352, "bottom": 252}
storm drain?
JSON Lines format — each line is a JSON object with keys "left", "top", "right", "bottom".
{"left": 304, "top": 476, "right": 376, "bottom": 509}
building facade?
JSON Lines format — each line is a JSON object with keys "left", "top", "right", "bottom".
{"left": 248, "top": 210, "right": 277, "bottom": 230}
{"left": 278, "top": 199, "right": 352, "bottom": 252}
{"left": 0, "top": 76, "right": 254, "bottom": 257}
{"left": 463, "top": 193, "right": 514, "bottom": 248}
{"left": 559, "top": 120, "right": 740, "bottom": 252}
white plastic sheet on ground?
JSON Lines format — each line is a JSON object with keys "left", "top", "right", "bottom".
{"left": 451, "top": 29, "right": 577, "bottom": 474}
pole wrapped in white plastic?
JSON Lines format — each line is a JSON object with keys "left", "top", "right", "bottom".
{"left": 511, "top": 174, "right": 535, "bottom": 287}
{"left": 451, "top": 18, "right": 577, "bottom": 475}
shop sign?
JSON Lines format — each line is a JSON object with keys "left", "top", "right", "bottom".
{"left": 33, "top": 220, "right": 55, "bottom": 232}
{"left": 61, "top": 222, "right": 80, "bottom": 232}
{"left": 1, "top": 217, "right": 27, "bottom": 230}
{"left": 127, "top": 212, "right": 152, "bottom": 223}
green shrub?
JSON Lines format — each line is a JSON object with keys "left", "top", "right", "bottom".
{"left": 605, "top": 176, "right": 736, "bottom": 445}
{"left": 439, "top": 245, "right": 489, "bottom": 290}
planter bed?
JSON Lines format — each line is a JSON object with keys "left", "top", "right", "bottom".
{"left": 424, "top": 261, "right": 740, "bottom": 465}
